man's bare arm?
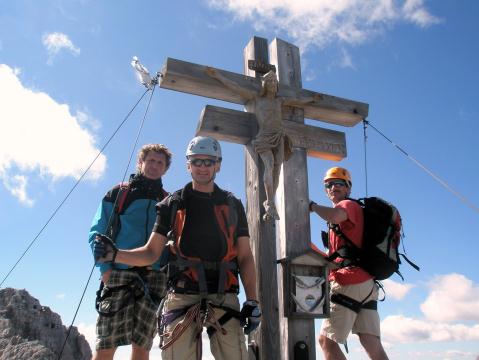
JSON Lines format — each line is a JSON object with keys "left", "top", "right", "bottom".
{"left": 115, "top": 232, "right": 167, "bottom": 267}
{"left": 310, "top": 202, "right": 348, "bottom": 224}
{"left": 236, "top": 236, "right": 258, "bottom": 300}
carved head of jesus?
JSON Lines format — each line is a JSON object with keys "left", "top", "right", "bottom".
{"left": 260, "top": 70, "right": 278, "bottom": 96}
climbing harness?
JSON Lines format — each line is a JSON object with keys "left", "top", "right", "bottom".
{"left": 154, "top": 184, "right": 245, "bottom": 359}
{"left": 158, "top": 298, "right": 241, "bottom": 360}
{"left": 330, "top": 280, "right": 386, "bottom": 314}
{"left": 164, "top": 185, "right": 241, "bottom": 297}
{"left": 95, "top": 267, "right": 161, "bottom": 317}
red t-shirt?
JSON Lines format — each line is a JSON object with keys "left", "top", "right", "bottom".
{"left": 329, "top": 199, "right": 373, "bottom": 285}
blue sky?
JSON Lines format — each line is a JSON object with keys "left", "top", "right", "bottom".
{"left": 1, "top": 1, "right": 478, "bottom": 359}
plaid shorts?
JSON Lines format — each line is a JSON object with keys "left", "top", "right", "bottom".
{"left": 95, "top": 268, "right": 167, "bottom": 350}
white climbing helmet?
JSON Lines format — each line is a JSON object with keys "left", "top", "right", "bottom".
{"left": 186, "top": 136, "right": 222, "bottom": 160}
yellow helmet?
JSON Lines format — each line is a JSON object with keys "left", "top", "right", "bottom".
{"left": 324, "top": 167, "right": 352, "bottom": 186}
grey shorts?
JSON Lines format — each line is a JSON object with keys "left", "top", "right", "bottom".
{"left": 95, "top": 268, "right": 166, "bottom": 350}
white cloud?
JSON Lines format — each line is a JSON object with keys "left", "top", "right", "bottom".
{"left": 77, "top": 322, "right": 96, "bottom": 350}
{"left": 2, "top": 174, "right": 33, "bottom": 206}
{"left": 0, "top": 64, "right": 106, "bottom": 204}
{"left": 339, "top": 48, "right": 355, "bottom": 70}
{"left": 402, "top": 0, "right": 441, "bottom": 27}
{"left": 382, "top": 278, "right": 415, "bottom": 300}
{"left": 382, "top": 314, "right": 479, "bottom": 343}
{"left": 206, "top": 0, "right": 440, "bottom": 50}
{"left": 42, "top": 32, "right": 80, "bottom": 64}
{"left": 381, "top": 274, "right": 479, "bottom": 344}
{"left": 420, "top": 273, "right": 479, "bottom": 323}
{"left": 56, "top": 293, "right": 66, "bottom": 300}
{"left": 76, "top": 109, "right": 101, "bottom": 132}
{"left": 405, "top": 349, "right": 478, "bottom": 359}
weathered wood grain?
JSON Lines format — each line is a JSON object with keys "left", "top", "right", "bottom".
{"left": 160, "top": 57, "right": 368, "bottom": 126}
{"left": 243, "top": 36, "right": 282, "bottom": 360}
{"left": 197, "top": 105, "right": 347, "bottom": 160}
{"left": 272, "top": 37, "right": 317, "bottom": 360}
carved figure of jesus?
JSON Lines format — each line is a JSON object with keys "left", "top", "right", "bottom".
{"left": 206, "top": 67, "right": 320, "bottom": 221}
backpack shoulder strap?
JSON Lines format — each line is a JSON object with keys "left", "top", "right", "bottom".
{"left": 161, "top": 188, "right": 170, "bottom": 200}
{"left": 225, "top": 192, "right": 238, "bottom": 228}
{"left": 329, "top": 222, "right": 357, "bottom": 249}
{"left": 331, "top": 197, "right": 365, "bottom": 247}
{"left": 116, "top": 182, "right": 131, "bottom": 214}
{"left": 106, "top": 182, "right": 130, "bottom": 242}
{"left": 165, "top": 190, "right": 184, "bottom": 243}
{"left": 225, "top": 192, "right": 239, "bottom": 244}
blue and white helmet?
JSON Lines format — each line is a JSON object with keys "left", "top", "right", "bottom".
{"left": 186, "top": 136, "right": 222, "bottom": 160}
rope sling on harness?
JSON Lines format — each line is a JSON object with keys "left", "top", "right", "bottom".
{"left": 159, "top": 299, "right": 242, "bottom": 359}
{"left": 156, "top": 187, "right": 243, "bottom": 358}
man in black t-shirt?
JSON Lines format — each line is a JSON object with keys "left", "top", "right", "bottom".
{"left": 94, "top": 136, "right": 260, "bottom": 360}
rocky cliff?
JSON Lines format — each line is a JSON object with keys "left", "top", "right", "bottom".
{"left": 0, "top": 288, "right": 91, "bottom": 360}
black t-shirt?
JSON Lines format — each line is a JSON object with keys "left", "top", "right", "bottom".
{"left": 153, "top": 182, "right": 249, "bottom": 262}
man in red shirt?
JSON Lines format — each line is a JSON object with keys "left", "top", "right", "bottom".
{"left": 309, "top": 167, "right": 389, "bottom": 360}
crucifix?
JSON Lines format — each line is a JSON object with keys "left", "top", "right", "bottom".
{"left": 159, "top": 36, "right": 368, "bottom": 360}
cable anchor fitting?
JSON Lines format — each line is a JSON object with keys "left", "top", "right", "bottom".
{"left": 131, "top": 56, "right": 162, "bottom": 90}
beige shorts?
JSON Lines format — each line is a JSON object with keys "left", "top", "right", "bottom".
{"left": 161, "top": 292, "right": 248, "bottom": 360}
{"left": 320, "top": 279, "right": 380, "bottom": 344}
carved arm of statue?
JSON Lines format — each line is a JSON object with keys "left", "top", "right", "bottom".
{"left": 283, "top": 93, "right": 323, "bottom": 107}
{"left": 205, "top": 66, "right": 256, "bottom": 101}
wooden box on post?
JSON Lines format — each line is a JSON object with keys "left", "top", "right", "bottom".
{"left": 278, "top": 249, "right": 330, "bottom": 319}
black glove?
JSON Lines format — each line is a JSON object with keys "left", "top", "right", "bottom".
{"left": 94, "top": 234, "right": 118, "bottom": 263}
{"left": 240, "top": 300, "right": 261, "bottom": 335}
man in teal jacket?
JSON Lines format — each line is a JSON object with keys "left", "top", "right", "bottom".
{"left": 88, "top": 143, "right": 172, "bottom": 360}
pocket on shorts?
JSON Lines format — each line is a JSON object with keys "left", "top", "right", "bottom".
{"left": 96, "top": 285, "right": 131, "bottom": 337}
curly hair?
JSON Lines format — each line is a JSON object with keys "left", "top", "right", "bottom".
{"left": 136, "top": 144, "right": 172, "bottom": 172}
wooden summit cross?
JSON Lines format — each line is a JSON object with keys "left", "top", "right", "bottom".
{"left": 159, "top": 36, "right": 368, "bottom": 360}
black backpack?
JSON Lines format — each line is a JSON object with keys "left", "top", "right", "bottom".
{"left": 326, "top": 197, "right": 419, "bottom": 280}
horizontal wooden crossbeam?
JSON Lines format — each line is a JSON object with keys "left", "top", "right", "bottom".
{"left": 196, "top": 105, "right": 347, "bottom": 160}
{"left": 160, "top": 58, "right": 368, "bottom": 127}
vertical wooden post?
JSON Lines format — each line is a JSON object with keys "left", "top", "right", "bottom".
{"left": 271, "top": 38, "right": 316, "bottom": 360}
{"left": 243, "top": 36, "right": 282, "bottom": 360}
{"left": 158, "top": 34, "right": 366, "bottom": 360}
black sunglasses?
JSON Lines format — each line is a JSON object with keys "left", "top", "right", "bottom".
{"left": 189, "top": 158, "right": 217, "bottom": 167}
{"left": 324, "top": 180, "right": 348, "bottom": 189}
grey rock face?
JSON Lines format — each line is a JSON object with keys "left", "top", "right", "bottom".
{"left": 0, "top": 288, "right": 92, "bottom": 360}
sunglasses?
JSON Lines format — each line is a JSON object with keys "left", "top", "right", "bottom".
{"left": 189, "top": 158, "right": 217, "bottom": 167}
{"left": 324, "top": 180, "right": 348, "bottom": 189}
